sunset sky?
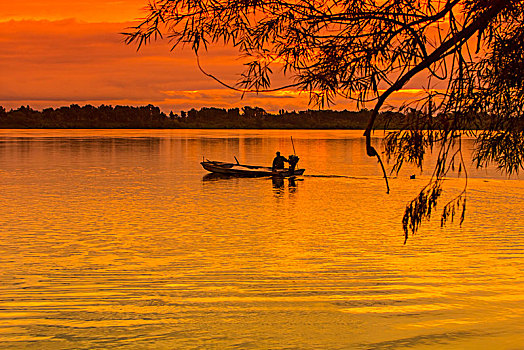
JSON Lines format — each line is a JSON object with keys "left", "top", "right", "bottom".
{"left": 1, "top": 1, "right": 435, "bottom": 113}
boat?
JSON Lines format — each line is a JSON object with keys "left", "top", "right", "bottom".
{"left": 201, "top": 160, "right": 305, "bottom": 177}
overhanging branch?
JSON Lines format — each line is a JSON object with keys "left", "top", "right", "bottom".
{"left": 363, "top": 0, "right": 508, "bottom": 193}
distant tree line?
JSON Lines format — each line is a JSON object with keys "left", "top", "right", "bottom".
{"left": 177, "top": 106, "right": 385, "bottom": 129}
{"left": 0, "top": 104, "right": 493, "bottom": 129}
{"left": 0, "top": 104, "right": 171, "bottom": 129}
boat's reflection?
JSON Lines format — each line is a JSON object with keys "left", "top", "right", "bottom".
{"left": 202, "top": 173, "right": 243, "bottom": 181}
{"left": 272, "top": 176, "right": 300, "bottom": 196}
{"left": 289, "top": 177, "right": 298, "bottom": 193}
{"left": 203, "top": 173, "right": 300, "bottom": 195}
{"left": 271, "top": 176, "right": 285, "bottom": 188}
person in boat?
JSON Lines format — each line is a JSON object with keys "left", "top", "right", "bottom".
{"left": 272, "top": 151, "right": 289, "bottom": 171}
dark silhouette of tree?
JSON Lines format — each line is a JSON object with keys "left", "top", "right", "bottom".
{"left": 125, "top": 0, "right": 524, "bottom": 242}
{"left": 242, "top": 106, "right": 267, "bottom": 119}
{"left": 227, "top": 108, "right": 240, "bottom": 119}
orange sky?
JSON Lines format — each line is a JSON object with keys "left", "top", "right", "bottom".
{"left": 1, "top": 1, "right": 437, "bottom": 113}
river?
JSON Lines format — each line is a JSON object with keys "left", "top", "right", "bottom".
{"left": 0, "top": 129, "right": 523, "bottom": 349}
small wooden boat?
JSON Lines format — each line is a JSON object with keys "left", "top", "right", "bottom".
{"left": 201, "top": 160, "right": 305, "bottom": 177}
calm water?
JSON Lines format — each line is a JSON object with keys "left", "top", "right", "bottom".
{"left": 0, "top": 129, "right": 523, "bottom": 349}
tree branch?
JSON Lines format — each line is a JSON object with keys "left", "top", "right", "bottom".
{"left": 363, "top": 0, "right": 508, "bottom": 193}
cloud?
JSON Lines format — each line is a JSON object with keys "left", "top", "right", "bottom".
{"left": 0, "top": 18, "right": 444, "bottom": 114}
{"left": 0, "top": 19, "right": 309, "bottom": 112}
{"left": 0, "top": 20, "right": 245, "bottom": 102}
{"left": 1, "top": 0, "right": 147, "bottom": 22}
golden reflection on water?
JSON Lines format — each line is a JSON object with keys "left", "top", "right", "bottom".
{"left": 0, "top": 129, "right": 523, "bottom": 349}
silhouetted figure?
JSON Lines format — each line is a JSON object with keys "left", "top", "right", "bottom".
{"left": 288, "top": 155, "right": 300, "bottom": 175}
{"left": 272, "top": 151, "right": 288, "bottom": 171}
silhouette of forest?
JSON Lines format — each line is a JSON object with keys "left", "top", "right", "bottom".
{"left": 0, "top": 104, "right": 488, "bottom": 129}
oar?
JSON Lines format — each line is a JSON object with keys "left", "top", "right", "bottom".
{"left": 291, "top": 136, "right": 296, "bottom": 155}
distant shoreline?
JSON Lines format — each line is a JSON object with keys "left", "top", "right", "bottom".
{"left": 0, "top": 104, "right": 488, "bottom": 130}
